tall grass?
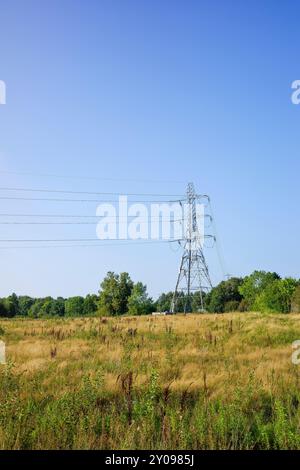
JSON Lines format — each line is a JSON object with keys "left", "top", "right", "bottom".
{"left": 0, "top": 313, "right": 300, "bottom": 449}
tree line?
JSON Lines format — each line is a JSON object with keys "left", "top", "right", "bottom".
{"left": 0, "top": 270, "right": 299, "bottom": 318}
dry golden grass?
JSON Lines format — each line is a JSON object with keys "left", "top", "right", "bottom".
{"left": 2, "top": 312, "right": 300, "bottom": 397}
{"left": 1, "top": 312, "right": 300, "bottom": 449}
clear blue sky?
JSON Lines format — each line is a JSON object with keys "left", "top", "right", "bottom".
{"left": 0, "top": 0, "right": 299, "bottom": 299}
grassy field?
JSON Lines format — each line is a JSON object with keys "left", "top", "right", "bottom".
{"left": 1, "top": 312, "right": 300, "bottom": 449}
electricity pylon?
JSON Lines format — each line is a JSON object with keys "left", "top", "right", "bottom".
{"left": 170, "top": 183, "right": 212, "bottom": 313}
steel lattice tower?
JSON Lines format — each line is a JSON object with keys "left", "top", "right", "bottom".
{"left": 171, "top": 183, "right": 212, "bottom": 313}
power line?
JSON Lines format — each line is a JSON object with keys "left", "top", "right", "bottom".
{"left": 0, "top": 237, "right": 185, "bottom": 243}
{"left": 0, "top": 196, "right": 183, "bottom": 203}
{"left": 0, "top": 214, "right": 185, "bottom": 219}
{"left": 0, "top": 239, "right": 177, "bottom": 250}
{"left": 0, "top": 186, "right": 184, "bottom": 198}
{"left": 0, "top": 213, "right": 210, "bottom": 222}
{"left": 0, "top": 170, "right": 185, "bottom": 184}
{"left": 0, "top": 218, "right": 185, "bottom": 225}
{"left": 0, "top": 213, "right": 210, "bottom": 219}
{"left": 0, "top": 213, "right": 112, "bottom": 218}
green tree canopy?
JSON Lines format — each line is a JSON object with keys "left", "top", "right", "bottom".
{"left": 254, "top": 278, "right": 298, "bottom": 313}
{"left": 65, "top": 297, "right": 84, "bottom": 317}
{"left": 155, "top": 292, "right": 173, "bottom": 312}
{"left": 127, "top": 282, "right": 154, "bottom": 315}
{"left": 238, "top": 271, "right": 280, "bottom": 310}
{"left": 83, "top": 294, "right": 98, "bottom": 316}
{"left": 3, "top": 293, "right": 20, "bottom": 317}
{"left": 98, "top": 272, "right": 133, "bottom": 315}
{"left": 291, "top": 285, "right": 300, "bottom": 313}
{"left": 205, "top": 277, "right": 243, "bottom": 313}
